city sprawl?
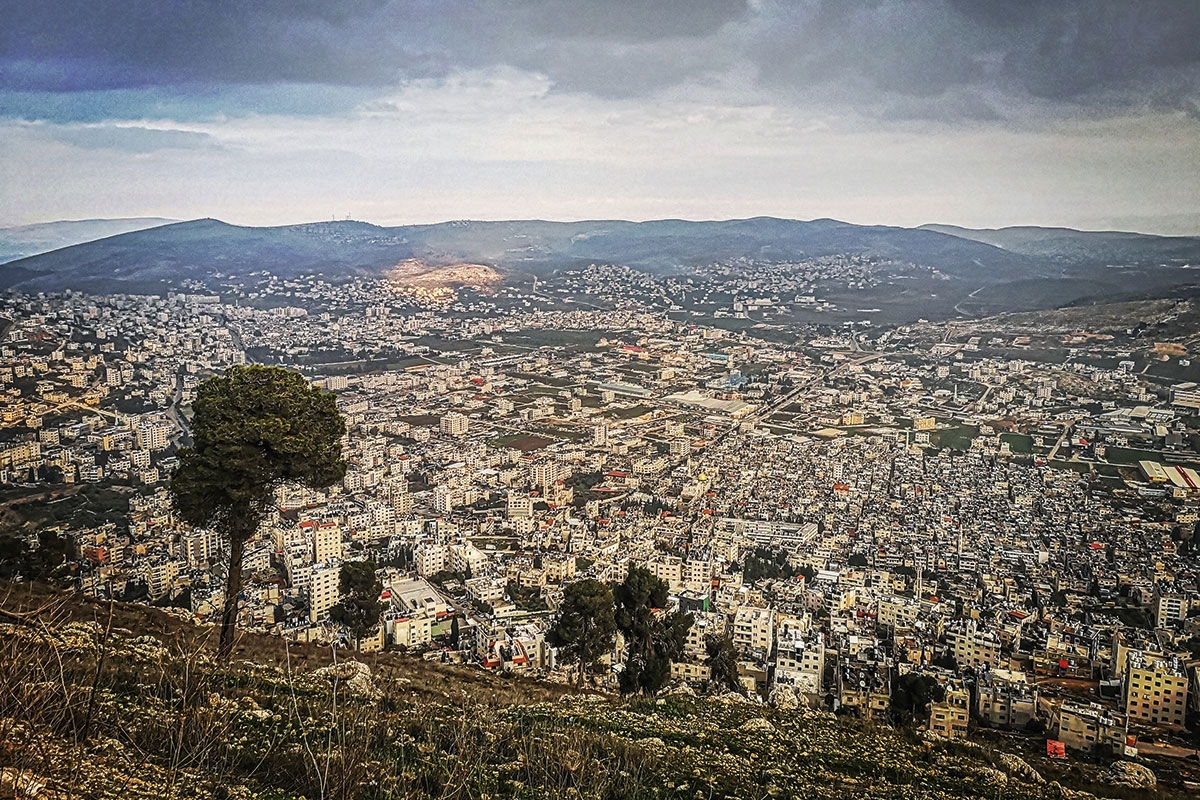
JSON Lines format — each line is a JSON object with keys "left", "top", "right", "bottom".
{"left": 4, "top": 268, "right": 1200, "bottom": 763}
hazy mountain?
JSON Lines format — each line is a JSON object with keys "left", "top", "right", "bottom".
{"left": 0, "top": 216, "right": 1036, "bottom": 293}
{"left": 6, "top": 216, "right": 1200, "bottom": 319}
{"left": 0, "top": 217, "right": 176, "bottom": 264}
{"left": 919, "top": 223, "right": 1200, "bottom": 267}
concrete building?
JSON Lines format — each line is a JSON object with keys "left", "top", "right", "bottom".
{"left": 1153, "top": 588, "right": 1190, "bottom": 627}
{"left": 1123, "top": 651, "right": 1189, "bottom": 731}
{"left": 929, "top": 683, "right": 970, "bottom": 739}
{"left": 440, "top": 412, "right": 469, "bottom": 436}
{"left": 946, "top": 620, "right": 1002, "bottom": 670}
{"left": 311, "top": 521, "right": 342, "bottom": 564}
{"left": 1056, "top": 703, "right": 1127, "bottom": 754}
{"left": 732, "top": 606, "right": 775, "bottom": 660}
{"left": 309, "top": 562, "right": 341, "bottom": 622}
{"left": 975, "top": 668, "right": 1038, "bottom": 729}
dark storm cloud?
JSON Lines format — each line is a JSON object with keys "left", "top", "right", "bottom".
{"left": 513, "top": 0, "right": 748, "bottom": 42}
{"left": 0, "top": 0, "right": 456, "bottom": 91}
{"left": 0, "top": 0, "right": 743, "bottom": 95}
{"left": 749, "top": 1, "right": 1200, "bottom": 118}
{"left": 1, "top": 0, "right": 1198, "bottom": 122}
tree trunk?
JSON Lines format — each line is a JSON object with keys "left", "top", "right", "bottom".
{"left": 577, "top": 616, "right": 590, "bottom": 689}
{"left": 217, "top": 533, "right": 246, "bottom": 663}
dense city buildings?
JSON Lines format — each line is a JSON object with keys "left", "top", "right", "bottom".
{"left": 2, "top": 274, "right": 1200, "bottom": 760}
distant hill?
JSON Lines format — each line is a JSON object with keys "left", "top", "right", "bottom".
{"left": 5, "top": 216, "right": 1200, "bottom": 318}
{"left": 0, "top": 216, "right": 1037, "bottom": 293}
{"left": 0, "top": 219, "right": 423, "bottom": 293}
{"left": 0, "top": 217, "right": 176, "bottom": 264}
{"left": 919, "top": 223, "right": 1200, "bottom": 268}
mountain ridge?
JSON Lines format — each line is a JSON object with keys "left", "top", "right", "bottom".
{"left": 919, "top": 223, "right": 1200, "bottom": 266}
{"left": 0, "top": 217, "right": 178, "bottom": 264}
{"left": 4, "top": 217, "right": 1200, "bottom": 319}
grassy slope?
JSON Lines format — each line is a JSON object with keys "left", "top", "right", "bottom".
{"left": 0, "top": 584, "right": 1174, "bottom": 800}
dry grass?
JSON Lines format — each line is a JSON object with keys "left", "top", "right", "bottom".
{"left": 0, "top": 580, "right": 570, "bottom": 708}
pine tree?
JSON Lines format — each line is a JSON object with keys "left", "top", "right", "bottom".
{"left": 171, "top": 365, "right": 345, "bottom": 662}
{"left": 614, "top": 565, "right": 693, "bottom": 695}
{"left": 331, "top": 560, "right": 382, "bottom": 651}
{"left": 548, "top": 578, "right": 616, "bottom": 687}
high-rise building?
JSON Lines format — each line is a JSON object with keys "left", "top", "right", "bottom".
{"left": 530, "top": 458, "right": 567, "bottom": 491}
{"left": 312, "top": 521, "right": 343, "bottom": 564}
{"left": 414, "top": 543, "right": 447, "bottom": 577}
{"left": 135, "top": 420, "right": 171, "bottom": 451}
{"left": 1153, "top": 588, "right": 1190, "bottom": 627}
{"left": 591, "top": 422, "right": 608, "bottom": 446}
{"left": 434, "top": 485, "right": 456, "bottom": 513}
{"left": 309, "top": 562, "right": 342, "bottom": 622}
{"left": 1123, "top": 651, "right": 1188, "bottom": 730}
{"left": 440, "top": 412, "right": 469, "bottom": 436}
{"left": 507, "top": 491, "right": 533, "bottom": 519}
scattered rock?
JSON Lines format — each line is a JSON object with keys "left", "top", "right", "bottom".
{"left": 977, "top": 766, "right": 1008, "bottom": 786}
{"left": 1047, "top": 780, "right": 1098, "bottom": 799}
{"left": 1102, "top": 760, "right": 1155, "bottom": 789}
{"left": 995, "top": 752, "right": 1045, "bottom": 784}
{"left": 561, "top": 693, "right": 605, "bottom": 703}
{"left": 768, "top": 685, "right": 801, "bottom": 711}
{"left": 739, "top": 717, "right": 775, "bottom": 733}
{"left": 714, "top": 691, "right": 751, "bottom": 705}
{"left": 637, "top": 737, "right": 666, "bottom": 750}
{"left": 315, "top": 661, "right": 379, "bottom": 699}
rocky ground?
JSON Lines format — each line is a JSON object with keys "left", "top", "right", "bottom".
{"left": 0, "top": 587, "right": 1187, "bottom": 800}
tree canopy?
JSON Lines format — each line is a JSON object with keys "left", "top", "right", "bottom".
{"left": 170, "top": 365, "right": 346, "bottom": 661}
{"left": 705, "top": 633, "right": 743, "bottom": 695}
{"left": 889, "top": 672, "right": 945, "bottom": 727}
{"left": 0, "top": 530, "right": 73, "bottom": 583}
{"left": 331, "top": 560, "right": 382, "bottom": 650}
{"left": 172, "top": 365, "right": 345, "bottom": 533}
{"left": 614, "top": 565, "right": 693, "bottom": 695}
{"left": 548, "top": 578, "right": 617, "bottom": 687}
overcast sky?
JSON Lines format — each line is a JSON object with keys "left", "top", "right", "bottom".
{"left": 2, "top": 1, "right": 1198, "bottom": 233}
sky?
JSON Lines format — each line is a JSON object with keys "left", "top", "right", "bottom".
{"left": 1, "top": 1, "right": 1199, "bottom": 233}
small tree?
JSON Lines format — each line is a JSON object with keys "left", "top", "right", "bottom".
{"left": 889, "top": 672, "right": 944, "bottom": 727}
{"left": 331, "top": 560, "right": 382, "bottom": 651}
{"left": 548, "top": 578, "right": 616, "bottom": 687}
{"left": 614, "top": 565, "right": 693, "bottom": 695}
{"left": 171, "top": 365, "right": 345, "bottom": 662}
{"left": 705, "top": 633, "right": 743, "bottom": 695}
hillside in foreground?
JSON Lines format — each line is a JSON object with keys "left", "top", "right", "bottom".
{"left": 0, "top": 584, "right": 1184, "bottom": 800}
